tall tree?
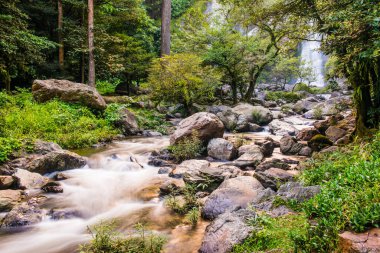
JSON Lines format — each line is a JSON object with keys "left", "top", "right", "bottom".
{"left": 58, "top": 0, "right": 64, "bottom": 71}
{"left": 161, "top": 0, "right": 171, "bottom": 56}
{"left": 88, "top": 0, "right": 95, "bottom": 86}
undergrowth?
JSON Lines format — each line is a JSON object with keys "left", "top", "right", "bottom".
{"left": 79, "top": 221, "right": 166, "bottom": 253}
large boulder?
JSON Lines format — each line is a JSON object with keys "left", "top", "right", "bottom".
{"left": 27, "top": 151, "right": 87, "bottom": 175}
{"left": 207, "top": 138, "right": 237, "bottom": 161}
{"left": 269, "top": 119, "right": 298, "bottom": 136}
{"left": 199, "top": 209, "right": 256, "bottom": 253}
{"left": 2, "top": 197, "right": 45, "bottom": 227}
{"left": 0, "top": 190, "right": 23, "bottom": 212}
{"left": 325, "top": 126, "right": 347, "bottom": 143}
{"left": 339, "top": 228, "right": 380, "bottom": 253}
{"left": 202, "top": 176, "right": 264, "bottom": 219}
{"left": 32, "top": 79, "right": 106, "bottom": 110}
{"left": 232, "top": 103, "right": 273, "bottom": 125}
{"left": 308, "top": 134, "right": 333, "bottom": 152}
{"left": 293, "top": 97, "right": 319, "bottom": 114}
{"left": 232, "top": 145, "right": 264, "bottom": 169}
{"left": 254, "top": 168, "right": 296, "bottom": 190}
{"left": 113, "top": 108, "right": 139, "bottom": 135}
{"left": 0, "top": 176, "right": 14, "bottom": 189}
{"left": 13, "top": 169, "right": 49, "bottom": 189}
{"left": 296, "top": 128, "right": 319, "bottom": 141}
{"left": 216, "top": 110, "right": 249, "bottom": 132}
{"left": 170, "top": 160, "right": 210, "bottom": 179}
{"left": 280, "top": 136, "right": 311, "bottom": 156}
{"left": 277, "top": 182, "right": 321, "bottom": 202}
{"left": 170, "top": 112, "right": 224, "bottom": 145}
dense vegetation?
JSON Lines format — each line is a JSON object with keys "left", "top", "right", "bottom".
{"left": 234, "top": 132, "right": 380, "bottom": 252}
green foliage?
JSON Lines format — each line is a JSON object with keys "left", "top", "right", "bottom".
{"left": 168, "top": 132, "right": 205, "bottom": 162}
{"left": 313, "top": 106, "right": 323, "bottom": 120}
{"left": 185, "top": 207, "right": 200, "bottom": 227}
{"left": 0, "top": 137, "right": 21, "bottom": 163}
{"left": 0, "top": 90, "right": 118, "bottom": 149}
{"left": 130, "top": 108, "right": 170, "bottom": 135}
{"left": 96, "top": 80, "right": 120, "bottom": 95}
{"left": 147, "top": 53, "right": 219, "bottom": 111}
{"left": 172, "top": 0, "right": 195, "bottom": 18}
{"left": 233, "top": 214, "right": 308, "bottom": 253}
{"left": 79, "top": 221, "right": 166, "bottom": 253}
{"left": 265, "top": 91, "right": 304, "bottom": 103}
{"left": 295, "top": 134, "right": 380, "bottom": 251}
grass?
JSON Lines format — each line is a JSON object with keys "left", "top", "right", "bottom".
{"left": 168, "top": 131, "right": 205, "bottom": 162}
{"left": 0, "top": 90, "right": 119, "bottom": 157}
{"left": 233, "top": 214, "right": 308, "bottom": 253}
{"left": 233, "top": 133, "right": 380, "bottom": 253}
{"left": 79, "top": 221, "right": 166, "bottom": 253}
{"left": 266, "top": 91, "right": 304, "bottom": 103}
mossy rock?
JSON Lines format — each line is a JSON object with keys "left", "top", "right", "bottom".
{"left": 308, "top": 134, "right": 333, "bottom": 151}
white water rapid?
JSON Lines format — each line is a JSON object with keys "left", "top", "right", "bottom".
{"left": 0, "top": 137, "right": 207, "bottom": 253}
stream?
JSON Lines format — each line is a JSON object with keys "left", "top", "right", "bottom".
{"left": 0, "top": 137, "right": 207, "bottom": 253}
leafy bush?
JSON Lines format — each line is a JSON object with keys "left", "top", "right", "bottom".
{"left": 233, "top": 214, "right": 308, "bottom": 253}
{"left": 0, "top": 90, "right": 119, "bottom": 149}
{"left": 146, "top": 53, "right": 219, "bottom": 113}
{"left": 185, "top": 207, "right": 200, "bottom": 226}
{"left": 0, "top": 137, "right": 21, "bottom": 163}
{"left": 96, "top": 79, "right": 120, "bottom": 95}
{"left": 265, "top": 91, "right": 304, "bottom": 103}
{"left": 79, "top": 221, "right": 166, "bottom": 253}
{"left": 294, "top": 134, "right": 380, "bottom": 251}
{"left": 130, "top": 108, "right": 170, "bottom": 135}
{"left": 168, "top": 132, "right": 204, "bottom": 162}
{"left": 313, "top": 106, "right": 323, "bottom": 120}
{"left": 172, "top": 0, "right": 194, "bottom": 18}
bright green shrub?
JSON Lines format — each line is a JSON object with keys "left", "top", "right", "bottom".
{"left": 295, "top": 135, "right": 380, "bottom": 251}
{"left": 79, "top": 221, "right": 166, "bottom": 253}
{"left": 0, "top": 91, "right": 119, "bottom": 149}
{"left": 265, "top": 91, "right": 304, "bottom": 103}
{"left": 0, "top": 137, "right": 21, "bottom": 163}
{"left": 96, "top": 80, "right": 120, "bottom": 95}
{"left": 168, "top": 132, "right": 204, "bottom": 162}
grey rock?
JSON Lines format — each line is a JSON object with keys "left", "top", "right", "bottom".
{"left": 207, "top": 138, "right": 237, "bottom": 161}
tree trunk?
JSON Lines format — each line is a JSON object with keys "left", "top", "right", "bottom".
{"left": 160, "top": 0, "right": 171, "bottom": 56}
{"left": 244, "top": 68, "right": 261, "bottom": 101}
{"left": 87, "top": 0, "right": 95, "bottom": 87}
{"left": 231, "top": 81, "right": 237, "bottom": 104}
{"left": 58, "top": 0, "right": 64, "bottom": 71}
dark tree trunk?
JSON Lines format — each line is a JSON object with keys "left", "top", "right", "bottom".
{"left": 88, "top": 0, "right": 95, "bottom": 87}
{"left": 160, "top": 0, "right": 171, "bottom": 56}
{"left": 58, "top": 0, "right": 64, "bottom": 71}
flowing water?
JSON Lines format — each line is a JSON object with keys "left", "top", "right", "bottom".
{"left": 0, "top": 137, "right": 207, "bottom": 253}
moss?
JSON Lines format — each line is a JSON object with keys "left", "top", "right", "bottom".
{"left": 308, "top": 134, "right": 333, "bottom": 151}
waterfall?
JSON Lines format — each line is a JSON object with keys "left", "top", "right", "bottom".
{"left": 299, "top": 34, "right": 328, "bottom": 87}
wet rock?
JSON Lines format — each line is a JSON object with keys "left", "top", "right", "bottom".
{"left": 159, "top": 179, "right": 185, "bottom": 195}
{"left": 2, "top": 197, "right": 46, "bottom": 227}
{"left": 199, "top": 209, "right": 257, "bottom": 253}
{"left": 296, "top": 128, "right": 320, "bottom": 141}
{"left": 293, "top": 97, "right": 319, "bottom": 114}
{"left": 259, "top": 140, "right": 275, "bottom": 157}
{"left": 13, "top": 169, "right": 49, "bottom": 190}
{"left": 326, "top": 126, "right": 347, "bottom": 143}
{"left": 33, "top": 140, "right": 63, "bottom": 154}
{"left": 0, "top": 190, "right": 23, "bottom": 212}
{"left": 113, "top": 108, "right": 139, "bottom": 135}
{"left": 170, "top": 160, "right": 210, "bottom": 179}
{"left": 32, "top": 79, "right": 106, "bottom": 110}
{"left": 202, "top": 176, "right": 264, "bottom": 220}
{"left": 248, "top": 123, "right": 263, "bottom": 132}
{"left": 339, "top": 228, "right": 380, "bottom": 253}
{"left": 27, "top": 150, "right": 87, "bottom": 175}
{"left": 207, "top": 138, "right": 237, "bottom": 161}
{"left": 41, "top": 182, "right": 63, "bottom": 193}
{"left": 277, "top": 182, "right": 321, "bottom": 202}
{"left": 256, "top": 159, "right": 291, "bottom": 172}
{"left": 232, "top": 146, "right": 264, "bottom": 169}
{"left": 170, "top": 112, "right": 224, "bottom": 145}
{"left": 158, "top": 167, "right": 172, "bottom": 174}
{"left": 254, "top": 168, "right": 296, "bottom": 190}
{"left": 216, "top": 109, "right": 249, "bottom": 132}
{"left": 269, "top": 119, "right": 298, "bottom": 136}
{"left": 48, "top": 209, "right": 82, "bottom": 220}
{"left": 54, "top": 172, "right": 69, "bottom": 181}
{"left": 308, "top": 134, "right": 333, "bottom": 152}
{"left": 280, "top": 136, "right": 307, "bottom": 156}
{"left": 183, "top": 165, "right": 242, "bottom": 190}
{"left": 232, "top": 103, "right": 273, "bottom": 125}
{"left": 0, "top": 176, "right": 14, "bottom": 189}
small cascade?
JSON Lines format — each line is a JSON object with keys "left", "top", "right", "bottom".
{"left": 299, "top": 34, "right": 328, "bottom": 87}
